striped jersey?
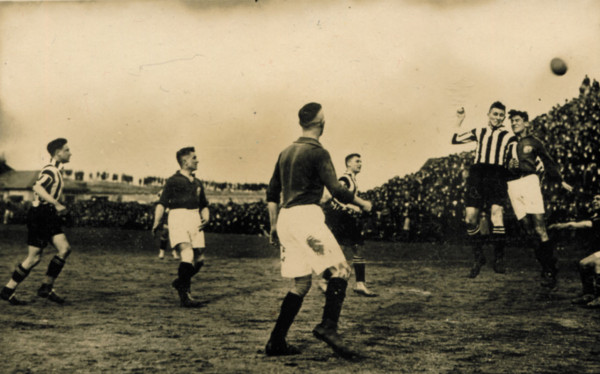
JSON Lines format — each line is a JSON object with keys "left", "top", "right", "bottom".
{"left": 33, "top": 160, "right": 64, "bottom": 207}
{"left": 331, "top": 172, "right": 358, "bottom": 212}
{"left": 452, "top": 127, "right": 516, "bottom": 166}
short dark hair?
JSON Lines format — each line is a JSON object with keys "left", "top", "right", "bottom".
{"left": 176, "top": 147, "right": 195, "bottom": 166}
{"left": 508, "top": 109, "right": 529, "bottom": 122}
{"left": 345, "top": 153, "right": 361, "bottom": 166}
{"left": 489, "top": 101, "right": 506, "bottom": 113}
{"left": 47, "top": 138, "right": 68, "bottom": 156}
{"left": 298, "top": 102, "right": 322, "bottom": 127}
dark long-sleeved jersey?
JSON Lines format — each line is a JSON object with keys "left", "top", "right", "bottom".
{"left": 506, "top": 134, "right": 562, "bottom": 182}
{"left": 267, "top": 137, "right": 354, "bottom": 208}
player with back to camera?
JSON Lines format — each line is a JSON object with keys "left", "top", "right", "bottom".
{"left": 451, "top": 103, "right": 516, "bottom": 278}
{"left": 265, "top": 102, "right": 372, "bottom": 358}
{"left": 321, "top": 153, "right": 377, "bottom": 297}
{"left": 152, "top": 147, "right": 210, "bottom": 308}
{"left": 505, "top": 109, "right": 572, "bottom": 289}
{"left": 549, "top": 194, "right": 600, "bottom": 307}
{"left": 1, "top": 138, "right": 73, "bottom": 305}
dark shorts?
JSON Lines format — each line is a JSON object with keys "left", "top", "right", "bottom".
{"left": 465, "top": 164, "right": 509, "bottom": 209}
{"left": 26, "top": 204, "right": 64, "bottom": 248}
{"left": 324, "top": 206, "right": 364, "bottom": 246}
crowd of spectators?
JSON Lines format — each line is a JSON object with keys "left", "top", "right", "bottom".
{"left": 2, "top": 77, "right": 598, "bottom": 243}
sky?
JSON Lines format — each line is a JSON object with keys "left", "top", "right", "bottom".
{"left": 1, "top": 0, "right": 599, "bottom": 189}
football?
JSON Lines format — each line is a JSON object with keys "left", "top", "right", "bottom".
{"left": 550, "top": 58, "right": 567, "bottom": 76}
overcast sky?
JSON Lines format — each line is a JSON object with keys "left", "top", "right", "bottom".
{"left": 1, "top": 0, "right": 599, "bottom": 189}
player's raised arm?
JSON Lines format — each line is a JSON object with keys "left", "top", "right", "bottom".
{"left": 451, "top": 108, "right": 477, "bottom": 145}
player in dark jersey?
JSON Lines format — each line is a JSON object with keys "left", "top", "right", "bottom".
{"left": 265, "top": 102, "right": 372, "bottom": 358}
{"left": 322, "top": 153, "right": 377, "bottom": 297}
{"left": 1, "top": 138, "right": 73, "bottom": 305}
{"left": 549, "top": 194, "right": 600, "bottom": 306}
{"left": 152, "top": 147, "right": 210, "bottom": 308}
{"left": 506, "top": 110, "right": 572, "bottom": 289}
{"left": 452, "top": 102, "right": 516, "bottom": 278}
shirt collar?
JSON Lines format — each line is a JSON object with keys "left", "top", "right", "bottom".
{"left": 50, "top": 158, "right": 62, "bottom": 169}
{"left": 294, "top": 137, "right": 323, "bottom": 148}
{"left": 176, "top": 170, "right": 196, "bottom": 181}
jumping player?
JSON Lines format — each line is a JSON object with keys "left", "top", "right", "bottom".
{"left": 265, "top": 102, "right": 372, "bottom": 358}
{"left": 0, "top": 138, "right": 73, "bottom": 305}
{"left": 322, "top": 153, "right": 377, "bottom": 297}
{"left": 152, "top": 147, "right": 210, "bottom": 308}
{"left": 548, "top": 194, "right": 600, "bottom": 306}
{"left": 451, "top": 103, "right": 516, "bottom": 278}
{"left": 506, "top": 109, "right": 572, "bottom": 289}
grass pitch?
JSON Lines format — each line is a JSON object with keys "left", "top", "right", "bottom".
{"left": 1, "top": 225, "right": 599, "bottom": 373}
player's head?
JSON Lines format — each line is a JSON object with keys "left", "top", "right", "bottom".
{"left": 487, "top": 101, "right": 506, "bottom": 129}
{"left": 298, "top": 102, "right": 325, "bottom": 135}
{"left": 593, "top": 194, "right": 600, "bottom": 211}
{"left": 47, "top": 138, "right": 71, "bottom": 163}
{"left": 345, "top": 153, "right": 362, "bottom": 173}
{"left": 508, "top": 109, "right": 530, "bottom": 135}
{"left": 176, "top": 146, "right": 198, "bottom": 171}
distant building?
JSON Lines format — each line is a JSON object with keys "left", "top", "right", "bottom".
{"left": 0, "top": 168, "right": 88, "bottom": 203}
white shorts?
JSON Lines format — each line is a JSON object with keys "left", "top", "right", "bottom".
{"left": 167, "top": 209, "right": 205, "bottom": 249}
{"left": 276, "top": 204, "right": 347, "bottom": 278}
{"left": 507, "top": 174, "right": 545, "bottom": 221}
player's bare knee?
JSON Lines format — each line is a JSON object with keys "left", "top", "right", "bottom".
{"left": 58, "top": 245, "right": 72, "bottom": 260}
{"left": 329, "top": 262, "right": 351, "bottom": 280}
{"left": 292, "top": 275, "right": 312, "bottom": 297}
{"left": 490, "top": 209, "right": 504, "bottom": 227}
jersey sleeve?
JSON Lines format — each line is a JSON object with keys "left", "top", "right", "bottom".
{"left": 266, "top": 156, "right": 282, "bottom": 204}
{"left": 198, "top": 182, "right": 209, "bottom": 210}
{"left": 452, "top": 128, "right": 477, "bottom": 144}
{"left": 318, "top": 150, "right": 354, "bottom": 204}
{"left": 158, "top": 179, "right": 173, "bottom": 207}
{"left": 534, "top": 138, "right": 561, "bottom": 182}
{"left": 36, "top": 169, "right": 55, "bottom": 190}
{"left": 338, "top": 175, "right": 351, "bottom": 189}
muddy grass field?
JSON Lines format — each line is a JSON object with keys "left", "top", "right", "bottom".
{"left": 1, "top": 225, "right": 599, "bottom": 374}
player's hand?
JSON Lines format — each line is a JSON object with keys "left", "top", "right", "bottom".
{"left": 361, "top": 200, "right": 372, "bottom": 213}
{"left": 508, "top": 158, "right": 519, "bottom": 169}
{"left": 561, "top": 181, "right": 573, "bottom": 192}
{"left": 151, "top": 224, "right": 160, "bottom": 236}
{"left": 198, "top": 218, "right": 209, "bottom": 231}
{"left": 269, "top": 228, "right": 280, "bottom": 248}
{"left": 55, "top": 203, "right": 68, "bottom": 216}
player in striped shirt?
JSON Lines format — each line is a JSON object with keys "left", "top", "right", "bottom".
{"left": 1, "top": 138, "right": 73, "bottom": 305}
{"left": 322, "top": 153, "right": 377, "bottom": 297}
{"left": 452, "top": 102, "right": 516, "bottom": 278}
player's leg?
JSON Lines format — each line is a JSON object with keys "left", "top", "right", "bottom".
{"left": 0, "top": 245, "right": 44, "bottom": 305}
{"left": 572, "top": 253, "right": 598, "bottom": 305}
{"left": 313, "top": 261, "right": 358, "bottom": 358}
{"left": 158, "top": 229, "right": 168, "bottom": 259}
{"left": 490, "top": 204, "right": 506, "bottom": 274}
{"left": 171, "top": 242, "right": 202, "bottom": 307}
{"left": 266, "top": 275, "right": 311, "bottom": 356}
{"left": 531, "top": 214, "right": 558, "bottom": 288}
{"left": 352, "top": 244, "right": 377, "bottom": 297}
{"left": 37, "top": 233, "right": 71, "bottom": 303}
{"left": 465, "top": 206, "right": 484, "bottom": 278}
{"left": 186, "top": 247, "right": 205, "bottom": 301}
